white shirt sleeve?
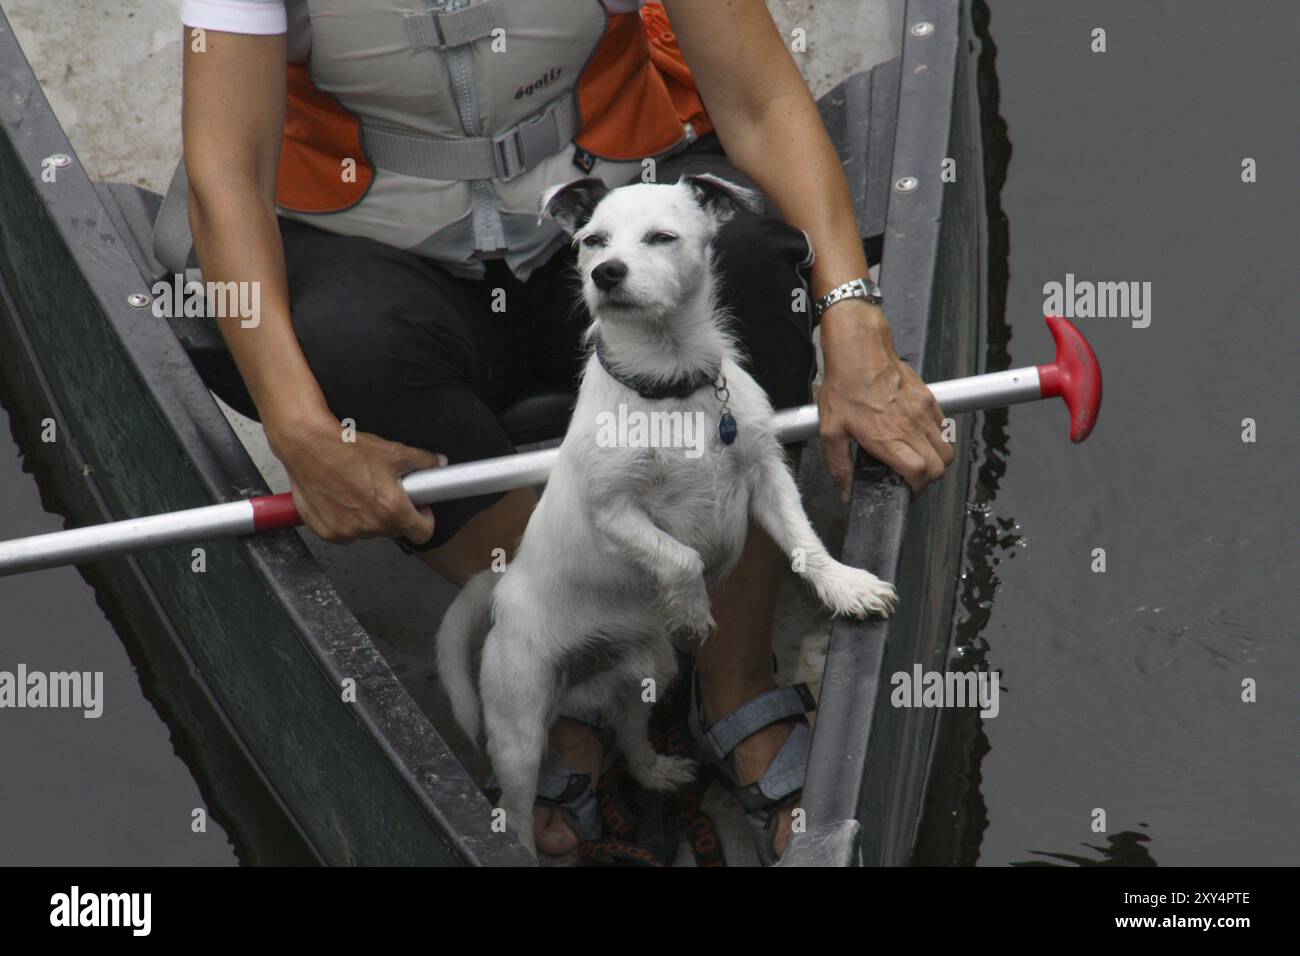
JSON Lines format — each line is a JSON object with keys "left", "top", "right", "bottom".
{"left": 181, "top": 0, "right": 287, "bottom": 35}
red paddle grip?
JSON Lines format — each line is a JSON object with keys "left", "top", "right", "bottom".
{"left": 1036, "top": 315, "right": 1102, "bottom": 442}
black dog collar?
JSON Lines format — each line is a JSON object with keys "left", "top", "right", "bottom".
{"left": 592, "top": 335, "right": 738, "bottom": 445}
{"left": 593, "top": 335, "right": 719, "bottom": 400}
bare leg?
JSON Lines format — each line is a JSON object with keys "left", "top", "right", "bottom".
{"left": 697, "top": 516, "right": 796, "bottom": 858}
{"left": 418, "top": 487, "right": 602, "bottom": 859}
{"left": 416, "top": 487, "right": 536, "bottom": 584}
{"left": 533, "top": 718, "right": 603, "bottom": 857}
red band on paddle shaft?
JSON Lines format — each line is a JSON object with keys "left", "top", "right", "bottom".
{"left": 1036, "top": 315, "right": 1102, "bottom": 443}
{"left": 250, "top": 492, "right": 302, "bottom": 532}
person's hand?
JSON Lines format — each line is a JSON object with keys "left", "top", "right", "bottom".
{"left": 265, "top": 414, "right": 446, "bottom": 545}
{"left": 818, "top": 301, "right": 954, "bottom": 498}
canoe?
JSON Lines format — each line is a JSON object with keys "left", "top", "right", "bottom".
{"left": 0, "top": 0, "right": 982, "bottom": 866}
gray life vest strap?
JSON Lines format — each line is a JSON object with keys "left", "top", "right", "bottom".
{"left": 153, "top": 157, "right": 202, "bottom": 283}
{"left": 403, "top": 0, "right": 505, "bottom": 49}
{"left": 151, "top": 98, "right": 577, "bottom": 270}
{"left": 361, "top": 90, "right": 580, "bottom": 183}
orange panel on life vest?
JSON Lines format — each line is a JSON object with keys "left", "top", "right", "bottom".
{"left": 576, "top": 10, "right": 707, "bottom": 161}
{"left": 275, "top": 6, "right": 711, "bottom": 213}
{"left": 277, "top": 62, "right": 374, "bottom": 214}
{"left": 641, "top": 3, "right": 713, "bottom": 139}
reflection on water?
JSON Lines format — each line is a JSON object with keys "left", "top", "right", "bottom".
{"left": 0, "top": 361, "right": 310, "bottom": 864}
{"left": 0, "top": 390, "right": 234, "bottom": 864}
{"left": 1013, "top": 827, "right": 1157, "bottom": 868}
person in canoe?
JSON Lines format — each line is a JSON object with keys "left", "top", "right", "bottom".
{"left": 178, "top": 0, "right": 953, "bottom": 864}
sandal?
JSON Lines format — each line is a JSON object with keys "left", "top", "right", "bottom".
{"left": 486, "top": 708, "right": 610, "bottom": 866}
{"left": 688, "top": 669, "right": 816, "bottom": 866}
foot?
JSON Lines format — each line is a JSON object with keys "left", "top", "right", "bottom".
{"left": 533, "top": 717, "right": 604, "bottom": 861}
{"left": 701, "top": 678, "right": 797, "bottom": 860}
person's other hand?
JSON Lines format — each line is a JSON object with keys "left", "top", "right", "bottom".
{"left": 818, "top": 301, "right": 954, "bottom": 498}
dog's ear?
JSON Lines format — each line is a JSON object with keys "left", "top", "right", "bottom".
{"left": 683, "top": 173, "right": 763, "bottom": 225}
{"left": 539, "top": 178, "right": 609, "bottom": 234}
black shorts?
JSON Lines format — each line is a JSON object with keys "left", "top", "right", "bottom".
{"left": 256, "top": 140, "right": 815, "bottom": 550}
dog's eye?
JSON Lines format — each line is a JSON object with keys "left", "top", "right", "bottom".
{"left": 645, "top": 231, "right": 678, "bottom": 245}
{"left": 581, "top": 234, "right": 607, "bottom": 248}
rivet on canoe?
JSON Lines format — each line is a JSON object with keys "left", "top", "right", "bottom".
{"left": 895, "top": 176, "right": 919, "bottom": 193}
{"left": 43, "top": 153, "right": 72, "bottom": 169}
{"left": 126, "top": 292, "right": 151, "bottom": 309}
{"left": 911, "top": 21, "right": 935, "bottom": 38}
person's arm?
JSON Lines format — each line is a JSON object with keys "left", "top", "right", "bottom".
{"left": 663, "top": 0, "right": 954, "bottom": 496}
{"left": 183, "top": 29, "right": 440, "bottom": 542}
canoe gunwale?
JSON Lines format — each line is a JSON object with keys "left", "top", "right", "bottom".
{"left": 784, "top": 0, "right": 982, "bottom": 867}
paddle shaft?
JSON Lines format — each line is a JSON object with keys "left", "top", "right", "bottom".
{"left": 399, "top": 363, "right": 1044, "bottom": 507}
{"left": 0, "top": 307, "right": 1108, "bottom": 578}
{"left": 0, "top": 366, "right": 1055, "bottom": 578}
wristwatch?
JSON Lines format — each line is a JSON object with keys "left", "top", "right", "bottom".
{"left": 812, "top": 277, "right": 883, "bottom": 322}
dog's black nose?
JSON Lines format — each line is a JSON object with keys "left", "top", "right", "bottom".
{"left": 591, "top": 260, "right": 628, "bottom": 291}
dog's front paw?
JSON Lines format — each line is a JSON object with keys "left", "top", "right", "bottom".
{"left": 668, "top": 616, "right": 715, "bottom": 644}
{"left": 663, "top": 584, "right": 716, "bottom": 643}
{"left": 632, "top": 754, "right": 699, "bottom": 792}
{"left": 812, "top": 563, "right": 898, "bottom": 619}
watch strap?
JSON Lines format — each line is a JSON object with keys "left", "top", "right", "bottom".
{"left": 813, "top": 277, "right": 883, "bottom": 321}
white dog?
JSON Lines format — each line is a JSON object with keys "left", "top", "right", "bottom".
{"left": 436, "top": 174, "right": 897, "bottom": 857}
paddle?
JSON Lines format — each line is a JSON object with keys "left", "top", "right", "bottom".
{"left": 0, "top": 316, "right": 1099, "bottom": 577}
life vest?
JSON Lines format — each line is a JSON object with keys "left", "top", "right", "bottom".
{"left": 275, "top": 0, "right": 713, "bottom": 278}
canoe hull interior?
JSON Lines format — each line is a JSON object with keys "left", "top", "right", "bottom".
{"left": 0, "top": 0, "right": 982, "bottom": 866}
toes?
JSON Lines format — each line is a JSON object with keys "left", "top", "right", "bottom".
{"left": 533, "top": 805, "right": 578, "bottom": 857}
{"left": 773, "top": 807, "right": 796, "bottom": 860}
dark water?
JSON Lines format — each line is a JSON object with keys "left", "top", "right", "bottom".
{"left": 928, "top": 0, "right": 1298, "bottom": 865}
{"left": 0, "top": 401, "right": 236, "bottom": 864}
